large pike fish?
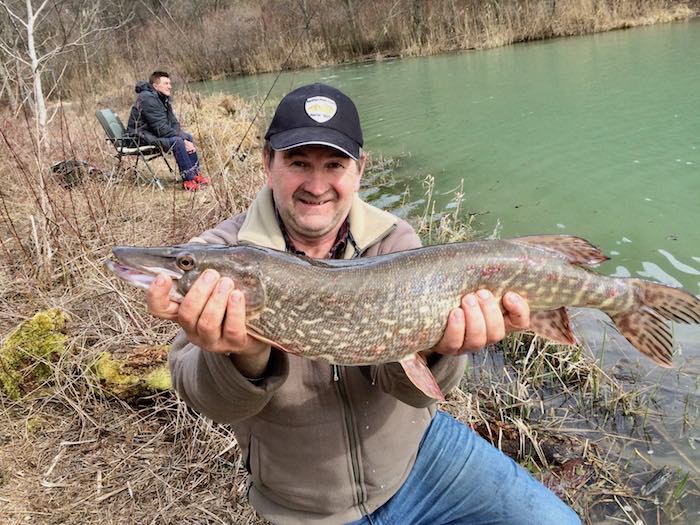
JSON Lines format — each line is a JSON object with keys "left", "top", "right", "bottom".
{"left": 106, "top": 235, "right": 700, "bottom": 400}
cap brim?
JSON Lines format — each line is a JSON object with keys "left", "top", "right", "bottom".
{"left": 268, "top": 127, "right": 361, "bottom": 160}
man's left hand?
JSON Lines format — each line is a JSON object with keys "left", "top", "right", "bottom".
{"left": 184, "top": 139, "right": 196, "bottom": 154}
{"left": 429, "top": 291, "right": 530, "bottom": 356}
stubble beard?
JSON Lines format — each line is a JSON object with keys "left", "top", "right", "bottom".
{"left": 280, "top": 191, "right": 350, "bottom": 242}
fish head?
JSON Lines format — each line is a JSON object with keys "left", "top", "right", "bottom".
{"left": 106, "top": 244, "right": 266, "bottom": 317}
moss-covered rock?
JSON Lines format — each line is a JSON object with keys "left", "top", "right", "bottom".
{"left": 94, "top": 345, "right": 171, "bottom": 398}
{"left": 0, "top": 309, "right": 67, "bottom": 399}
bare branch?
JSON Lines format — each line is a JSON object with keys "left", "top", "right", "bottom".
{"left": 0, "top": 1, "right": 29, "bottom": 28}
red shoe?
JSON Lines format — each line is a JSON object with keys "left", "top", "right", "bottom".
{"left": 194, "top": 173, "right": 211, "bottom": 185}
{"left": 183, "top": 180, "right": 201, "bottom": 191}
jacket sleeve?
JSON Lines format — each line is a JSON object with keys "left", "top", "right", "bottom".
{"left": 363, "top": 219, "right": 469, "bottom": 408}
{"left": 138, "top": 94, "right": 179, "bottom": 139}
{"left": 169, "top": 331, "right": 290, "bottom": 424}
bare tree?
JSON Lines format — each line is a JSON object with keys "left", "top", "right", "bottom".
{"left": 0, "top": 0, "right": 127, "bottom": 144}
{"left": 0, "top": 0, "right": 128, "bottom": 274}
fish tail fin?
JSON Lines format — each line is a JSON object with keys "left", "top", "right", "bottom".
{"left": 610, "top": 279, "right": 700, "bottom": 367}
{"left": 400, "top": 354, "right": 445, "bottom": 401}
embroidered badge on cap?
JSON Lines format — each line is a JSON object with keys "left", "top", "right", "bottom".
{"left": 305, "top": 96, "right": 337, "bottom": 123}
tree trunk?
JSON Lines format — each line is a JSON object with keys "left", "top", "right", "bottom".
{"left": 26, "top": 0, "right": 47, "bottom": 135}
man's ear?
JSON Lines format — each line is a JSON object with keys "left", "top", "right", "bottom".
{"left": 355, "top": 152, "right": 367, "bottom": 191}
{"left": 263, "top": 149, "right": 273, "bottom": 188}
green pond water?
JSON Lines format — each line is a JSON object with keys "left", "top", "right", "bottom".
{"left": 194, "top": 19, "right": 699, "bottom": 519}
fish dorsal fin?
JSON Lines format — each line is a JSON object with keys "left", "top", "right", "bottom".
{"left": 512, "top": 235, "right": 609, "bottom": 265}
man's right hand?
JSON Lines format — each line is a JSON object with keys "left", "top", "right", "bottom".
{"left": 183, "top": 139, "right": 196, "bottom": 154}
{"left": 147, "top": 269, "right": 271, "bottom": 377}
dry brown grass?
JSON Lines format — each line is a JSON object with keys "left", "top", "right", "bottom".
{"left": 0, "top": 93, "right": 271, "bottom": 524}
{"left": 0, "top": 90, "right": 697, "bottom": 524}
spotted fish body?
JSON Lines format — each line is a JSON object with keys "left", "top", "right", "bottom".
{"left": 107, "top": 235, "right": 700, "bottom": 400}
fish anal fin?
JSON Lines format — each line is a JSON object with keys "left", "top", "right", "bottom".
{"left": 513, "top": 235, "right": 609, "bottom": 265}
{"left": 529, "top": 308, "right": 577, "bottom": 345}
{"left": 400, "top": 353, "right": 445, "bottom": 401}
{"left": 246, "top": 324, "right": 302, "bottom": 356}
{"left": 611, "top": 306, "right": 673, "bottom": 367}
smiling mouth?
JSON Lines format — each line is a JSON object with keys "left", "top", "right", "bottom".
{"left": 298, "top": 198, "right": 333, "bottom": 206}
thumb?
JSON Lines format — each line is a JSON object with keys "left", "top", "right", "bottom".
{"left": 502, "top": 292, "right": 530, "bottom": 331}
{"left": 146, "top": 274, "right": 179, "bottom": 318}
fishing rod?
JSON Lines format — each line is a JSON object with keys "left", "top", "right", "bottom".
{"left": 224, "top": 6, "right": 320, "bottom": 170}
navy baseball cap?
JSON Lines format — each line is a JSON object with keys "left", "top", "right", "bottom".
{"left": 264, "top": 83, "right": 363, "bottom": 160}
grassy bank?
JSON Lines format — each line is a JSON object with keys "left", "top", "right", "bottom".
{"left": 0, "top": 93, "right": 696, "bottom": 524}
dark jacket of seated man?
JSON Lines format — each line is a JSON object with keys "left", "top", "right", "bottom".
{"left": 126, "top": 80, "right": 182, "bottom": 150}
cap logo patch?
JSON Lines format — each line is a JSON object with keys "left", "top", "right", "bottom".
{"left": 305, "top": 96, "right": 337, "bottom": 123}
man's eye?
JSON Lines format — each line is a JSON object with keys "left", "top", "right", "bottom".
{"left": 291, "top": 160, "right": 307, "bottom": 168}
{"left": 328, "top": 162, "right": 344, "bottom": 169}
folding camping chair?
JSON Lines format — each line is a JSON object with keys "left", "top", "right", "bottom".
{"left": 95, "top": 108, "right": 174, "bottom": 190}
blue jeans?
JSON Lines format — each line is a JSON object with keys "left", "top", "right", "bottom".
{"left": 348, "top": 411, "right": 580, "bottom": 525}
{"left": 161, "top": 132, "right": 200, "bottom": 181}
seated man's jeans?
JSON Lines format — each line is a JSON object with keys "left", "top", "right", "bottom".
{"left": 160, "top": 132, "right": 200, "bottom": 181}
{"left": 348, "top": 411, "right": 581, "bottom": 525}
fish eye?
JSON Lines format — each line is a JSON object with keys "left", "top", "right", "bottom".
{"left": 176, "top": 253, "right": 195, "bottom": 271}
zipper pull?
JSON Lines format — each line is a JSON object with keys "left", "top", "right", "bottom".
{"left": 333, "top": 364, "right": 340, "bottom": 382}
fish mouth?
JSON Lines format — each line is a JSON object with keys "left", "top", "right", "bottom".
{"left": 105, "top": 247, "right": 187, "bottom": 302}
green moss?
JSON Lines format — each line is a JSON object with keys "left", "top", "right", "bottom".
{"left": 94, "top": 352, "right": 140, "bottom": 394}
{"left": 94, "top": 347, "right": 171, "bottom": 398}
{"left": 145, "top": 366, "right": 172, "bottom": 391}
{"left": 26, "top": 416, "right": 45, "bottom": 433}
{"left": 0, "top": 309, "right": 67, "bottom": 399}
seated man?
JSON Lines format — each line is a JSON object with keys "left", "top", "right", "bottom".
{"left": 126, "top": 70, "right": 210, "bottom": 191}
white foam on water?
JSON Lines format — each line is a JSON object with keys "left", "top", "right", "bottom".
{"left": 556, "top": 223, "right": 566, "bottom": 229}
{"left": 658, "top": 249, "right": 700, "bottom": 275}
{"left": 622, "top": 237, "right": 632, "bottom": 243}
{"left": 610, "top": 250, "right": 620, "bottom": 256}
{"left": 637, "top": 262, "right": 683, "bottom": 288}
{"left": 611, "top": 266, "right": 631, "bottom": 278}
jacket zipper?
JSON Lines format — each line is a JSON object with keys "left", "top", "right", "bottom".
{"left": 333, "top": 364, "right": 369, "bottom": 516}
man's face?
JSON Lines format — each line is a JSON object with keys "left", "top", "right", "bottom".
{"left": 264, "top": 145, "right": 365, "bottom": 243}
{"left": 153, "top": 76, "right": 172, "bottom": 97}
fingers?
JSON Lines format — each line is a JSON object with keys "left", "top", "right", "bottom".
{"left": 178, "top": 269, "right": 219, "bottom": 334}
{"left": 433, "top": 290, "right": 528, "bottom": 357}
{"left": 502, "top": 292, "right": 530, "bottom": 332}
{"left": 221, "top": 289, "right": 250, "bottom": 349}
{"left": 433, "top": 307, "right": 466, "bottom": 355}
{"left": 174, "top": 271, "right": 260, "bottom": 355}
{"left": 461, "top": 290, "right": 505, "bottom": 350}
{"left": 196, "top": 276, "right": 235, "bottom": 348}
{"left": 146, "top": 274, "right": 179, "bottom": 320}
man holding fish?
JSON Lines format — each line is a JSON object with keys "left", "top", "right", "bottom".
{"left": 145, "top": 84, "right": 581, "bottom": 524}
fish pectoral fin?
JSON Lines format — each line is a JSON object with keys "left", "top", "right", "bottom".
{"left": 512, "top": 235, "right": 609, "bottom": 265}
{"left": 529, "top": 308, "right": 577, "bottom": 345}
{"left": 399, "top": 354, "right": 445, "bottom": 401}
{"left": 245, "top": 324, "right": 300, "bottom": 355}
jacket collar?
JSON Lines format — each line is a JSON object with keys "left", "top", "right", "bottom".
{"left": 237, "top": 187, "right": 397, "bottom": 258}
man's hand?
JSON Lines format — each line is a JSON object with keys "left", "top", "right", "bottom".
{"left": 146, "top": 269, "right": 270, "bottom": 377}
{"left": 183, "top": 139, "right": 196, "bottom": 154}
{"left": 430, "top": 290, "right": 530, "bottom": 356}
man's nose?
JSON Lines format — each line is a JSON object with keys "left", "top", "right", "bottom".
{"left": 302, "top": 169, "right": 329, "bottom": 195}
